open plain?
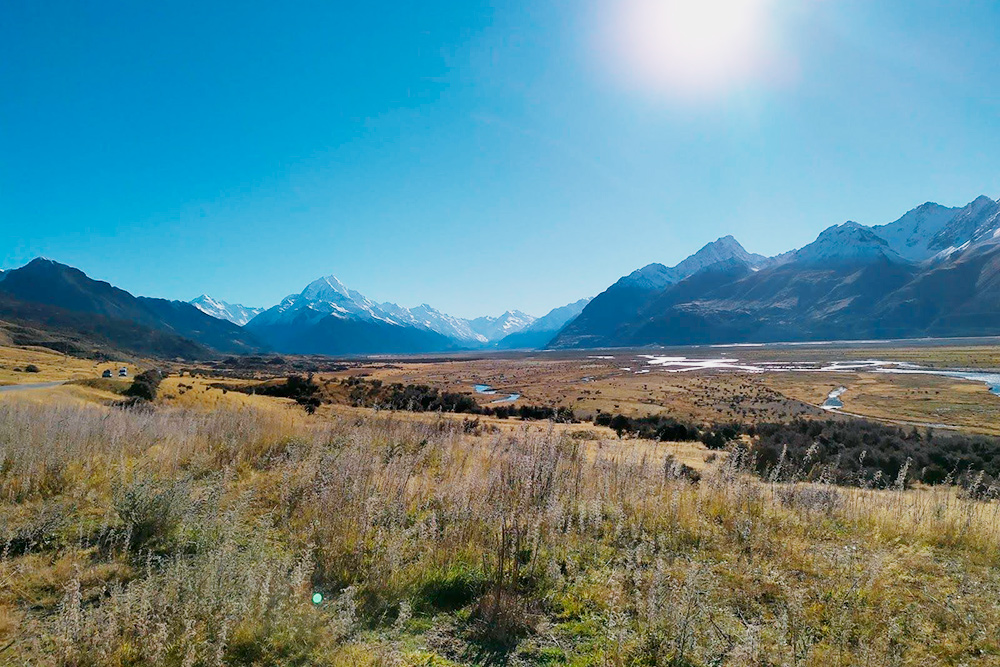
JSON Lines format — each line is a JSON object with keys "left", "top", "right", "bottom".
{"left": 3, "top": 340, "right": 1000, "bottom": 664}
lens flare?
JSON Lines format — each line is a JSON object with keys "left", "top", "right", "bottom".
{"left": 600, "top": 0, "right": 785, "bottom": 98}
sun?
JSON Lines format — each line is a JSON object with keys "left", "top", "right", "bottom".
{"left": 601, "top": 0, "right": 781, "bottom": 98}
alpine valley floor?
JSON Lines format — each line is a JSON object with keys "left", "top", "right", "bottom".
{"left": 3, "top": 340, "right": 1000, "bottom": 664}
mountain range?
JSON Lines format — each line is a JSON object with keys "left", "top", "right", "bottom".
{"left": 551, "top": 194, "right": 1000, "bottom": 348}
{"left": 190, "top": 295, "right": 264, "bottom": 326}
{"left": 242, "top": 276, "right": 557, "bottom": 355}
{"left": 3, "top": 194, "right": 999, "bottom": 359}
{"left": 0, "top": 258, "right": 264, "bottom": 358}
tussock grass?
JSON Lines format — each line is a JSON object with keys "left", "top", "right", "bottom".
{"left": 1, "top": 401, "right": 999, "bottom": 664}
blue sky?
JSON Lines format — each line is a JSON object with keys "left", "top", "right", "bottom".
{"left": 2, "top": 1, "right": 999, "bottom": 318}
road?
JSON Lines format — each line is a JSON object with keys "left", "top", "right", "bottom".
{"left": 0, "top": 381, "right": 67, "bottom": 394}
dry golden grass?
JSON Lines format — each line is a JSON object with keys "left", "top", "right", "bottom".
{"left": 342, "top": 358, "right": 821, "bottom": 425}
{"left": 0, "top": 345, "right": 137, "bottom": 386}
{"left": 2, "top": 396, "right": 1000, "bottom": 665}
{"left": 314, "top": 346, "right": 1000, "bottom": 436}
{"left": 764, "top": 371, "right": 1000, "bottom": 435}
{"left": 156, "top": 375, "right": 299, "bottom": 412}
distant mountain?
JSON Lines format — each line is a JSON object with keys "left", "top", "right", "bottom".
{"left": 378, "top": 302, "right": 488, "bottom": 346}
{"left": 874, "top": 234, "right": 1000, "bottom": 337}
{"left": 496, "top": 298, "right": 592, "bottom": 350}
{"left": 246, "top": 275, "right": 461, "bottom": 355}
{"left": 468, "top": 311, "right": 536, "bottom": 342}
{"left": 786, "top": 221, "right": 906, "bottom": 265}
{"left": 0, "top": 258, "right": 264, "bottom": 358}
{"left": 553, "top": 236, "right": 765, "bottom": 348}
{"left": 246, "top": 274, "right": 548, "bottom": 355}
{"left": 871, "top": 202, "right": 959, "bottom": 262}
{"left": 928, "top": 196, "right": 1000, "bottom": 257}
{"left": 549, "top": 195, "right": 1000, "bottom": 348}
{"left": 190, "top": 295, "right": 263, "bottom": 326}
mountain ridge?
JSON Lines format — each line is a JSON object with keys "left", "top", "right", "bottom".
{"left": 0, "top": 259, "right": 265, "bottom": 358}
{"left": 191, "top": 295, "right": 264, "bottom": 326}
{"left": 550, "top": 194, "right": 1000, "bottom": 349}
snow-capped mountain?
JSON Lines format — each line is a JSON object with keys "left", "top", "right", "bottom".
{"left": 620, "top": 236, "right": 768, "bottom": 291}
{"left": 927, "top": 196, "right": 1000, "bottom": 258}
{"left": 468, "top": 310, "right": 536, "bottom": 341}
{"left": 553, "top": 236, "right": 767, "bottom": 349}
{"left": 871, "top": 202, "right": 960, "bottom": 262}
{"left": 496, "top": 297, "right": 592, "bottom": 349}
{"left": 551, "top": 194, "right": 1000, "bottom": 349}
{"left": 771, "top": 195, "right": 999, "bottom": 266}
{"left": 378, "top": 302, "right": 488, "bottom": 345}
{"left": 246, "top": 274, "right": 541, "bottom": 354}
{"left": 189, "top": 295, "right": 264, "bottom": 326}
{"left": 668, "top": 235, "right": 769, "bottom": 278}
{"left": 789, "top": 221, "right": 905, "bottom": 265}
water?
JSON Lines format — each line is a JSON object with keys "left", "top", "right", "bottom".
{"left": 822, "top": 387, "right": 847, "bottom": 410}
{"left": 875, "top": 368, "right": 1000, "bottom": 396}
{"left": 474, "top": 384, "right": 519, "bottom": 403}
{"left": 633, "top": 354, "right": 1000, "bottom": 396}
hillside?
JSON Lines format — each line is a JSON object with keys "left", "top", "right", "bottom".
{"left": 552, "top": 195, "right": 1000, "bottom": 349}
{"left": 3, "top": 392, "right": 999, "bottom": 664}
{"left": 0, "top": 259, "right": 265, "bottom": 358}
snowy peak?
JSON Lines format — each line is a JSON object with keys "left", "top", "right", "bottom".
{"left": 619, "top": 236, "right": 766, "bottom": 291}
{"left": 294, "top": 275, "right": 390, "bottom": 322}
{"left": 250, "top": 273, "right": 539, "bottom": 347}
{"left": 928, "top": 195, "right": 1000, "bottom": 256}
{"left": 673, "top": 235, "right": 767, "bottom": 277}
{"left": 469, "top": 310, "right": 536, "bottom": 341}
{"left": 792, "top": 221, "right": 905, "bottom": 264}
{"left": 871, "top": 202, "right": 960, "bottom": 262}
{"left": 620, "top": 263, "right": 674, "bottom": 291}
{"left": 378, "top": 301, "right": 488, "bottom": 344}
{"left": 300, "top": 275, "right": 352, "bottom": 302}
{"left": 190, "top": 295, "right": 264, "bottom": 326}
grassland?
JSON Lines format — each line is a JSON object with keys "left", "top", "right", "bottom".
{"left": 0, "top": 344, "right": 137, "bottom": 386}
{"left": 324, "top": 345, "right": 1000, "bottom": 435}
{"left": 3, "top": 382, "right": 1000, "bottom": 665}
{"left": 3, "top": 343, "right": 1000, "bottom": 664}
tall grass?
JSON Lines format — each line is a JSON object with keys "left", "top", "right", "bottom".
{"left": 2, "top": 400, "right": 999, "bottom": 664}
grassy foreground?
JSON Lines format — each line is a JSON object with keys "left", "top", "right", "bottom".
{"left": 2, "top": 399, "right": 1000, "bottom": 665}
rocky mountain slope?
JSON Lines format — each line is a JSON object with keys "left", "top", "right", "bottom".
{"left": 0, "top": 259, "right": 264, "bottom": 358}
{"left": 551, "top": 195, "right": 1000, "bottom": 348}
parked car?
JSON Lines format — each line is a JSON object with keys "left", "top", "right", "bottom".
{"left": 102, "top": 369, "right": 112, "bottom": 378}
{"left": 118, "top": 367, "right": 128, "bottom": 378}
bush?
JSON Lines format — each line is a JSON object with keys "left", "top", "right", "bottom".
{"left": 112, "top": 478, "right": 187, "bottom": 552}
{"left": 412, "top": 564, "right": 487, "bottom": 613}
{"left": 593, "top": 412, "right": 708, "bottom": 443}
{"left": 751, "top": 418, "right": 1000, "bottom": 488}
{"left": 125, "top": 369, "right": 163, "bottom": 401}
{"left": 249, "top": 374, "right": 324, "bottom": 413}
{"left": 23, "top": 364, "right": 40, "bottom": 373}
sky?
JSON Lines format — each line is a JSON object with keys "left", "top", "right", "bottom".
{"left": 2, "top": 0, "right": 999, "bottom": 319}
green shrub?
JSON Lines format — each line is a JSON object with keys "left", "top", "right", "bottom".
{"left": 112, "top": 478, "right": 187, "bottom": 552}
{"left": 125, "top": 369, "right": 163, "bottom": 401}
{"left": 413, "top": 564, "right": 488, "bottom": 613}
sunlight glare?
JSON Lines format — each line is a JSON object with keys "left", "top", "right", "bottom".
{"left": 603, "top": 0, "right": 781, "bottom": 98}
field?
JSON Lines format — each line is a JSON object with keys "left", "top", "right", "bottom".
{"left": 0, "top": 345, "right": 137, "bottom": 387}
{"left": 321, "top": 342, "right": 1000, "bottom": 434}
{"left": 3, "top": 342, "right": 1000, "bottom": 664}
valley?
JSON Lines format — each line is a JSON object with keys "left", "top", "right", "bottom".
{"left": 6, "top": 4, "right": 1000, "bottom": 661}
{"left": 4, "top": 337, "right": 1000, "bottom": 664}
